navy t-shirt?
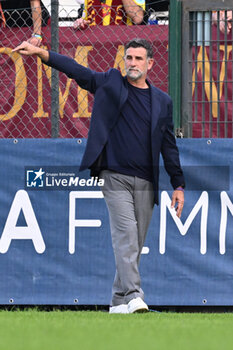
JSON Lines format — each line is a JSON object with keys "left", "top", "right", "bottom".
{"left": 102, "top": 81, "right": 153, "bottom": 182}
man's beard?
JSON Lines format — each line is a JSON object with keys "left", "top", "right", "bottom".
{"left": 126, "top": 68, "right": 143, "bottom": 81}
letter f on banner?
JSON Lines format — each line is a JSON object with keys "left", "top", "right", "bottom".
{"left": 160, "top": 191, "right": 208, "bottom": 255}
{"left": 69, "top": 191, "right": 103, "bottom": 254}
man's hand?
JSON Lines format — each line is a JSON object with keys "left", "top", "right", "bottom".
{"left": 121, "top": 0, "right": 144, "bottom": 24}
{"left": 73, "top": 18, "right": 92, "bottom": 30}
{"left": 171, "top": 189, "right": 184, "bottom": 218}
{"left": 12, "top": 41, "right": 49, "bottom": 62}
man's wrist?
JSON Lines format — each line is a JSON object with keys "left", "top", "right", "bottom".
{"left": 36, "top": 47, "right": 49, "bottom": 62}
{"left": 32, "top": 33, "right": 42, "bottom": 40}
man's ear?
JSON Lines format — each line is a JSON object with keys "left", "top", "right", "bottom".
{"left": 147, "top": 58, "right": 154, "bottom": 71}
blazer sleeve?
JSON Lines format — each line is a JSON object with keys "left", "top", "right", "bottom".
{"left": 45, "top": 51, "right": 110, "bottom": 94}
{"left": 160, "top": 99, "right": 185, "bottom": 189}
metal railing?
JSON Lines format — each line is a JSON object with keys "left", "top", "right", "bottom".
{"left": 181, "top": 0, "right": 233, "bottom": 138}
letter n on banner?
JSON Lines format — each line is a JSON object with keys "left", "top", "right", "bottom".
{"left": 219, "top": 191, "right": 233, "bottom": 255}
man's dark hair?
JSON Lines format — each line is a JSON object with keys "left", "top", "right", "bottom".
{"left": 124, "top": 39, "right": 153, "bottom": 59}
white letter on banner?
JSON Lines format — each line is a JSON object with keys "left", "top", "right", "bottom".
{"left": 0, "top": 190, "right": 45, "bottom": 253}
{"left": 219, "top": 191, "right": 233, "bottom": 255}
{"left": 69, "top": 191, "right": 103, "bottom": 254}
{"left": 160, "top": 191, "right": 208, "bottom": 255}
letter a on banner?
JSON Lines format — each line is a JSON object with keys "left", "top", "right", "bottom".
{"left": 0, "top": 190, "right": 45, "bottom": 253}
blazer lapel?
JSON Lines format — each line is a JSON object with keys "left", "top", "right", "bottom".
{"left": 119, "top": 76, "right": 129, "bottom": 110}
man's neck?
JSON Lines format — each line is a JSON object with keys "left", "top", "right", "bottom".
{"left": 127, "top": 77, "right": 149, "bottom": 89}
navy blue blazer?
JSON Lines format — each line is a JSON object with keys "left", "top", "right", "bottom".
{"left": 47, "top": 51, "right": 185, "bottom": 204}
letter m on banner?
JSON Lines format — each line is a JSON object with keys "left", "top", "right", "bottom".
{"left": 159, "top": 191, "right": 208, "bottom": 255}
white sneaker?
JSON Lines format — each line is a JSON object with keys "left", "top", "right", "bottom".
{"left": 127, "top": 297, "right": 149, "bottom": 313}
{"left": 109, "top": 304, "right": 129, "bottom": 314}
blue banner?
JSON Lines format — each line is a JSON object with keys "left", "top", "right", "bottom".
{"left": 0, "top": 138, "right": 233, "bottom": 306}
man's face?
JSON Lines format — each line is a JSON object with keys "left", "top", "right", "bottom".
{"left": 124, "top": 47, "right": 154, "bottom": 81}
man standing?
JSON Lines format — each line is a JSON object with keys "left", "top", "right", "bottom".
{"left": 13, "top": 38, "right": 185, "bottom": 313}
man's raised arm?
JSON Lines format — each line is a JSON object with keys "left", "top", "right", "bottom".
{"left": 12, "top": 41, "right": 109, "bottom": 95}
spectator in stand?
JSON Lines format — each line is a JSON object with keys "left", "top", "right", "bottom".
{"left": 0, "top": 0, "right": 49, "bottom": 46}
{"left": 212, "top": 10, "right": 232, "bottom": 34}
{"left": 73, "top": 0, "right": 145, "bottom": 29}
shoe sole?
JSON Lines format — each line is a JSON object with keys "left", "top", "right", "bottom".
{"left": 130, "top": 307, "right": 149, "bottom": 314}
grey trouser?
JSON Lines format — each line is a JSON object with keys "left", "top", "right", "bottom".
{"left": 100, "top": 170, "right": 154, "bottom": 306}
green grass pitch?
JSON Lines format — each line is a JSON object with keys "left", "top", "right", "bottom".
{"left": 0, "top": 310, "right": 232, "bottom": 350}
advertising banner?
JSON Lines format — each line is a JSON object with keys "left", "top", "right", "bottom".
{"left": 0, "top": 138, "right": 233, "bottom": 305}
